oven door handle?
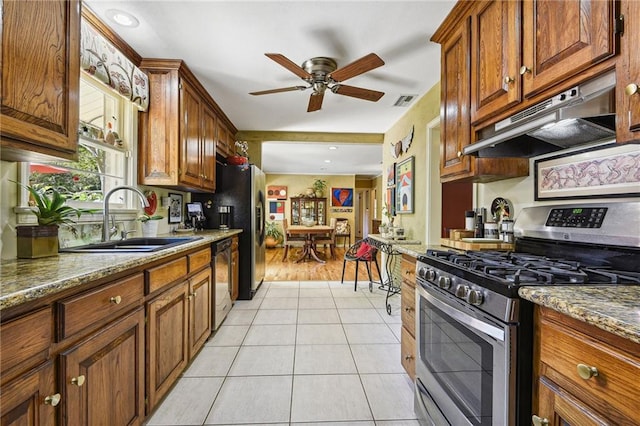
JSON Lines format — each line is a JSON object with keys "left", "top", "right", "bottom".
{"left": 420, "top": 287, "right": 505, "bottom": 342}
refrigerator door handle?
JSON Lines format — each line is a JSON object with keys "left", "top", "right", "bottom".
{"left": 257, "top": 190, "right": 265, "bottom": 245}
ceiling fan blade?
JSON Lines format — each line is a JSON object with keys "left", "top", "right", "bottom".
{"left": 265, "top": 53, "right": 312, "bottom": 80}
{"left": 329, "top": 53, "right": 385, "bottom": 82}
{"left": 332, "top": 84, "right": 384, "bottom": 102}
{"left": 250, "top": 86, "right": 307, "bottom": 96}
{"left": 307, "top": 92, "right": 324, "bottom": 112}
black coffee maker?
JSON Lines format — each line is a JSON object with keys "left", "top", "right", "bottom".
{"left": 185, "top": 202, "right": 206, "bottom": 230}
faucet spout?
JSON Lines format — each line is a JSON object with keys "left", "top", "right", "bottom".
{"left": 102, "top": 186, "right": 150, "bottom": 242}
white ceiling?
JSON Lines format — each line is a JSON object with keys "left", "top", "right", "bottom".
{"left": 84, "top": 0, "right": 455, "bottom": 176}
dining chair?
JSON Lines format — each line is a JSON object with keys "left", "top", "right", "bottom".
{"left": 282, "top": 218, "right": 306, "bottom": 261}
{"left": 335, "top": 218, "right": 351, "bottom": 247}
{"left": 312, "top": 218, "right": 336, "bottom": 259}
{"left": 341, "top": 239, "right": 382, "bottom": 292}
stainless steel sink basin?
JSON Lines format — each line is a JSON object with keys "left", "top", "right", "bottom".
{"left": 60, "top": 237, "right": 203, "bottom": 253}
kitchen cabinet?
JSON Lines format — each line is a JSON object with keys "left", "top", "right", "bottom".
{"left": 433, "top": 5, "right": 529, "bottom": 183}
{"left": 216, "top": 120, "right": 236, "bottom": 159}
{"left": 188, "top": 268, "right": 212, "bottom": 358}
{"left": 532, "top": 306, "right": 640, "bottom": 425}
{"left": 231, "top": 236, "right": 240, "bottom": 301}
{"left": 0, "top": 0, "right": 80, "bottom": 162}
{"left": 399, "top": 254, "right": 416, "bottom": 380}
{"left": 1, "top": 361, "right": 58, "bottom": 426}
{"left": 617, "top": 0, "right": 640, "bottom": 143}
{"left": 138, "top": 59, "right": 236, "bottom": 192}
{"left": 60, "top": 307, "right": 145, "bottom": 426}
{"left": 290, "top": 197, "right": 327, "bottom": 225}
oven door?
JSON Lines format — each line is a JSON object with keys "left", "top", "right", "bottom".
{"left": 415, "top": 282, "right": 516, "bottom": 426}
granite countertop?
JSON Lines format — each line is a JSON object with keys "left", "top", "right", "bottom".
{"left": 519, "top": 286, "right": 640, "bottom": 345}
{"left": 0, "top": 230, "right": 242, "bottom": 312}
{"left": 367, "top": 234, "right": 452, "bottom": 258}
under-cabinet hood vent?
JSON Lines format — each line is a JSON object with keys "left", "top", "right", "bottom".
{"left": 465, "top": 71, "right": 616, "bottom": 158}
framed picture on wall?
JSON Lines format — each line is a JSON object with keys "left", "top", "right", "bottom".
{"left": 331, "top": 187, "right": 354, "bottom": 207}
{"left": 386, "top": 187, "right": 396, "bottom": 216}
{"left": 395, "top": 156, "right": 414, "bottom": 214}
{"left": 386, "top": 163, "right": 396, "bottom": 187}
{"left": 168, "top": 193, "right": 183, "bottom": 223}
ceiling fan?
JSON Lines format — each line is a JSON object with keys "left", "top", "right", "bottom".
{"left": 250, "top": 53, "right": 385, "bottom": 112}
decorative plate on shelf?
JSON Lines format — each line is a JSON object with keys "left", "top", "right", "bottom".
{"left": 490, "top": 197, "right": 513, "bottom": 220}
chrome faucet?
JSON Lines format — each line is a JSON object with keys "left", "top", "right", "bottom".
{"left": 102, "top": 186, "right": 149, "bottom": 242}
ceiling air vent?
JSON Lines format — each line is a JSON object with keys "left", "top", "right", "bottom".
{"left": 393, "top": 95, "right": 417, "bottom": 107}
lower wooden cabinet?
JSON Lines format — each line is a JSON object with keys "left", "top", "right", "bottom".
{"left": 188, "top": 268, "right": 212, "bottom": 358}
{"left": 533, "top": 306, "right": 640, "bottom": 425}
{"left": 60, "top": 307, "right": 145, "bottom": 426}
{"left": 1, "top": 361, "right": 58, "bottom": 426}
{"left": 399, "top": 254, "right": 417, "bottom": 380}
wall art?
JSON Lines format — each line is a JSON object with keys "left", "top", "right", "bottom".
{"left": 386, "top": 163, "right": 396, "bottom": 187}
{"left": 535, "top": 144, "right": 640, "bottom": 200}
{"left": 268, "top": 200, "right": 285, "bottom": 220}
{"left": 331, "top": 188, "right": 354, "bottom": 207}
{"left": 168, "top": 193, "right": 183, "bottom": 223}
{"left": 395, "top": 156, "right": 414, "bottom": 214}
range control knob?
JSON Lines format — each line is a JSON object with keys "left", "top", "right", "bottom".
{"left": 426, "top": 269, "right": 436, "bottom": 281}
{"left": 455, "top": 285, "right": 469, "bottom": 299}
{"left": 417, "top": 267, "right": 427, "bottom": 279}
{"left": 466, "top": 290, "right": 484, "bottom": 305}
{"left": 437, "top": 276, "right": 451, "bottom": 289}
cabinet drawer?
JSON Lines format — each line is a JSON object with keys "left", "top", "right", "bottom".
{"left": 188, "top": 248, "right": 211, "bottom": 272}
{"left": 540, "top": 317, "right": 640, "bottom": 421}
{"left": 400, "top": 255, "right": 416, "bottom": 287}
{"left": 58, "top": 273, "right": 144, "bottom": 340}
{"left": 401, "top": 326, "right": 416, "bottom": 381}
{"left": 0, "top": 307, "right": 52, "bottom": 382}
{"left": 400, "top": 283, "right": 415, "bottom": 337}
{"left": 146, "top": 256, "right": 188, "bottom": 294}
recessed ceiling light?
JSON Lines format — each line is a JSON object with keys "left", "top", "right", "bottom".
{"left": 328, "top": 146, "right": 338, "bottom": 150}
{"left": 324, "top": 160, "right": 331, "bottom": 163}
{"left": 106, "top": 9, "right": 140, "bottom": 28}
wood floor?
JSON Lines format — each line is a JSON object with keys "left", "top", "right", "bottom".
{"left": 264, "top": 246, "right": 382, "bottom": 282}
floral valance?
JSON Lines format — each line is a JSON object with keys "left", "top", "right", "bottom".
{"left": 80, "top": 20, "right": 149, "bottom": 111}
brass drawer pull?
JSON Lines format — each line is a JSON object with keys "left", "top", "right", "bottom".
{"left": 577, "top": 363, "right": 598, "bottom": 380}
{"left": 626, "top": 83, "right": 638, "bottom": 96}
{"left": 519, "top": 65, "right": 531, "bottom": 75}
{"left": 110, "top": 295, "right": 122, "bottom": 305}
{"left": 532, "top": 415, "right": 549, "bottom": 426}
{"left": 504, "top": 76, "right": 515, "bottom": 84}
{"left": 44, "top": 393, "right": 61, "bottom": 406}
{"left": 404, "top": 354, "right": 414, "bottom": 361}
{"left": 404, "top": 306, "right": 413, "bottom": 312}
{"left": 71, "top": 375, "right": 86, "bottom": 386}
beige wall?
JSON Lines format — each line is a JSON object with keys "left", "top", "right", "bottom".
{"left": 381, "top": 83, "right": 441, "bottom": 242}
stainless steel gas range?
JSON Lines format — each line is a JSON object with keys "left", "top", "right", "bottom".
{"left": 414, "top": 202, "right": 640, "bottom": 426}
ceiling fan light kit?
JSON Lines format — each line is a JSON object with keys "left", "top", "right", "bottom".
{"left": 250, "top": 52, "right": 385, "bottom": 112}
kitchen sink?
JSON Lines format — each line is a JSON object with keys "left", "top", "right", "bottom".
{"left": 60, "top": 237, "right": 203, "bottom": 253}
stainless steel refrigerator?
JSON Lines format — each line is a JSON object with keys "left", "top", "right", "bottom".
{"left": 192, "top": 164, "right": 265, "bottom": 299}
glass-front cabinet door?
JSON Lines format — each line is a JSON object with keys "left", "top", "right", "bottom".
{"left": 290, "top": 197, "right": 326, "bottom": 225}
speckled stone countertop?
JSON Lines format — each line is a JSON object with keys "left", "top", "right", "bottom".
{"left": 367, "top": 234, "right": 453, "bottom": 258}
{"left": 519, "top": 286, "right": 640, "bottom": 344}
{"left": 0, "top": 230, "right": 241, "bottom": 312}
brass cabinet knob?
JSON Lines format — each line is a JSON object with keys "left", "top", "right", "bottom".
{"left": 626, "top": 83, "right": 639, "bottom": 96}
{"left": 532, "top": 415, "right": 549, "bottom": 426}
{"left": 404, "top": 306, "right": 413, "bottom": 312}
{"left": 519, "top": 65, "right": 531, "bottom": 75}
{"left": 457, "top": 151, "right": 463, "bottom": 158}
{"left": 110, "top": 295, "right": 122, "bottom": 305}
{"left": 504, "top": 76, "right": 515, "bottom": 84}
{"left": 404, "top": 354, "right": 414, "bottom": 361}
{"left": 44, "top": 393, "right": 61, "bottom": 406}
{"left": 577, "top": 363, "right": 598, "bottom": 380}
{"left": 71, "top": 375, "right": 86, "bottom": 386}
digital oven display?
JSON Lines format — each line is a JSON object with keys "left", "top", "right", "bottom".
{"left": 545, "top": 207, "right": 608, "bottom": 228}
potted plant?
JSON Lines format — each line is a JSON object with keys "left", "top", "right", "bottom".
{"left": 137, "top": 214, "right": 164, "bottom": 237}
{"left": 312, "top": 179, "right": 327, "bottom": 197}
{"left": 264, "top": 220, "right": 283, "bottom": 248}
{"left": 15, "top": 183, "right": 95, "bottom": 258}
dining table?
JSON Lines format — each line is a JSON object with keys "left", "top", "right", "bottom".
{"left": 286, "top": 224, "right": 334, "bottom": 263}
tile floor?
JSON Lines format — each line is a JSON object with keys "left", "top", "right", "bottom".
{"left": 145, "top": 280, "right": 419, "bottom": 426}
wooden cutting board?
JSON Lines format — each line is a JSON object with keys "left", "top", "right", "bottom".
{"left": 440, "top": 238, "right": 514, "bottom": 251}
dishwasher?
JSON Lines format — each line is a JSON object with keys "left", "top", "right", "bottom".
{"left": 212, "top": 238, "right": 232, "bottom": 330}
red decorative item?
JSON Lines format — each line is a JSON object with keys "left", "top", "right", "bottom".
{"left": 144, "top": 190, "right": 158, "bottom": 215}
{"left": 227, "top": 155, "right": 248, "bottom": 165}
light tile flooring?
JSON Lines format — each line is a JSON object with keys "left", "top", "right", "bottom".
{"left": 145, "top": 280, "right": 418, "bottom": 426}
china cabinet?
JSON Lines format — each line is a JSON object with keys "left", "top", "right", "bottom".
{"left": 290, "top": 197, "right": 327, "bottom": 225}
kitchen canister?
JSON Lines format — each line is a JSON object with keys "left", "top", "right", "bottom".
{"left": 484, "top": 222, "right": 499, "bottom": 239}
{"left": 465, "top": 210, "right": 476, "bottom": 231}
{"left": 501, "top": 219, "right": 514, "bottom": 243}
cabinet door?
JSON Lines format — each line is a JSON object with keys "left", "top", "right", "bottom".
{"left": 1, "top": 361, "right": 57, "bottom": 426}
{"left": 60, "top": 307, "right": 145, "bottom": 426}
{"left": 400, "top": 326, "right": 416, "bottom": 381}
{"left": 470, "top": 0, "right": 521, "bottom": 124}
{"left": 216, "top": 121, "right": 231, "bottom": 158}
{"left": 617, "top": 0, "right": 640, "bottom": 143}
{"left": 180, "top": 80, "right": 204, "bottom": 189}
{"left": 189, "top": 268, "right": 212, "bottom": 359}
{"left": 147, "top": 282, "right": 189, "bottom": 410}
{"left": 521, "top": 0, "right": 617, "bottom": 98}
{"left": 201, "top": 104, "right": 217, "bottom": 191}
{"left": 534, "top": 377, "right": 608, "bottom": 426}
{"left": 0, "top": 0, "right": 80, "bottom": 160}
{"left": 440, "top": 16, "right": 472, "bottom": 179}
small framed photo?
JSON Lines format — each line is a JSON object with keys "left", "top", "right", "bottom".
{"left": 168, "top": 193, "right": 183, "bottom": 223}
{"left": 395, "top": 155, "right": 414, "bottom": 214}
{"left": 386, "top": 163, "right": 396, "bottom": 187}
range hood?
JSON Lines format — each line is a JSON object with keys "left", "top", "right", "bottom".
{"left": 465, "top": 71, "right": 616, "bottom": 158}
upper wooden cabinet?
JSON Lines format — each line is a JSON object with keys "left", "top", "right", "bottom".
{"left": 521, "top": 0, "right": 617, "bottom": 99}
{"left": 0, "top": 0, "right": 80, "bottom": 162}
{"left": 138, "top": 59, "right": 236, "bottom": 192}
{"left": 617, "top": 0, "right": 640, "bottom": 143}
{"left": 216, "top": 120, "right": 236, "bottom": 159}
